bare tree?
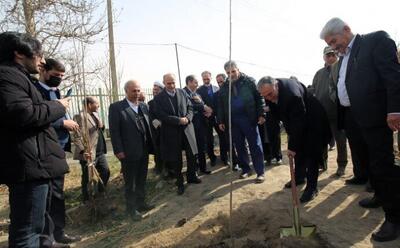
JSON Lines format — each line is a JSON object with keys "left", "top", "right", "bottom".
{"left": 0, "top": 0, "right": 106, "bottom": 57}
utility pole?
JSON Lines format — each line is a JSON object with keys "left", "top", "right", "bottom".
{"left": 107, "top": 0, "right": 119, "bottom": 102}
{"left": 174, "top": 43, "right": 182, "bottom": 88}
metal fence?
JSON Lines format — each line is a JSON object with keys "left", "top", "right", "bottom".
{"left": 61, "top": 88, "right": 154, "bottom": 130}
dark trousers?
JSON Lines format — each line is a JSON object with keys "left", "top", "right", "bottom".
{"left": 121, "top": 154, "right": 148, "bottom": 212}
{"left": 232, "top": 117, "right": 264, "bottom": 176}
{"left": 153, "top": 131, "right": 165, "bottom": 174}
{"left": 344, "top": 108, "right": 370, "bottom": 180}
{"left": 266, "top": 121, "right": 282, "bottom": 160}
{"left": 166, "top": 136, "right": 197, "bottom": 187}
{"left": 205, "top": 118, "right": 228, "bottom": 162}
{"left": 194, "top": 120, "right": 207, "bottom": 172}
{"left": 41, "top": 176, "right": 66, "bottom": 247}
{"left": 295, "top": 152, "right": 320, "bottom": 191}
{"left": 258, "top": 123, "right": 272, "bottom": 163}
{"left": 322, "top": 120, "right": 348, "bottom": 169}
{"left": 360, "top": 125, "right": 400, "bottom": 223}
{"left": 79, "top": 154, "right": 110, "bottom": 201}
{"left": 8, "top": 180, "right": 49, "bottom": 248}
{"left": 222, "top": 128, "right": 239, "bottom": 167}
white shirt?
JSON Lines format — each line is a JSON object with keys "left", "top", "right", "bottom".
{"left": 126, "top": 99, "right": 139, "bottom": 113}
{"left": 337, "top": 35, "right": 356, "bottom": 107}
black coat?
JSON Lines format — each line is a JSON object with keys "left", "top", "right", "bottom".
{"left": 34, "top": 82, "right": 72, "bottom": 152}
{"left": 109, "top": 99, "right": 154, "bottom": 161}
{"left": 153, "top": 89, "right": 198, "bottom": 161}
{"left": 335, "top": 32, "right": 400, "bottom": 129}
{"left": 276, "top": 78, "right": 331, "bottom": 156}
{"left": 0, "top": 63, "right": 69, "bottom": 184}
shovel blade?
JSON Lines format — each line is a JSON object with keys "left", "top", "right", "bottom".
{"left": 280, "top": 225, "right": 316, "bottom": 238}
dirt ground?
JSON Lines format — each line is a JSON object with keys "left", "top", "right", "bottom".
{"left": 1, "top": 142, "right": 400, "bottom": 248}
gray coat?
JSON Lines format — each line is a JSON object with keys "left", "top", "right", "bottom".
{"left": 153, "top": 89, "right": 198, "bottom": 161}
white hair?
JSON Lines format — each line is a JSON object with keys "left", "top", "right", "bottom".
{"left": 320, "top": 17, "right": 348, "bottom": 39}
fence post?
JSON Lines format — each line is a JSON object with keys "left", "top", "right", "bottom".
{"left": 98, "top": 88, "right": 106, "bottom": 125}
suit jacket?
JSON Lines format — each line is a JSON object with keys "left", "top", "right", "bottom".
{"left": 336, "top": 32, "right": 400, "bottom": 128}
{"left": 184, "top": 86, "right": 206, "bottom": 129}
{"left": 72, "top": 111, "right": 106, "bottom": 161}
{"left": 108, "top": 99, "right": 153, "bottom": 161}
{"left": 153, "top": 88, "right": 198, "bottom": 161}
{"left": 276, "top": 78, "right": 331, "bottom": 155}
{"left": 196, "top": 84, "right": 219, "bottom": 121}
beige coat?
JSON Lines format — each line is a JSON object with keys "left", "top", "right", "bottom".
{"left": 72, "top": 111, "right": 102, "bottom": 161}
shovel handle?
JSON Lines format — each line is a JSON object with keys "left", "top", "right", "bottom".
{"left": 289, "top": 156, "right": 300, "bottom": 207}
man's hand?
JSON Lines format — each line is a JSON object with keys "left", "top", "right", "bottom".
{"left": 115, "top": 152, "right": 126, "bottom": 160}
{"left": 203, "top": 105, "right": 213, "bottom": 118}
{"left": 83, "top": 151, "right": 92, "bottom": 161}
{"left": 287, "top": 149, "right": 296, "bottom": 159}
{"left": 263, "top": 106, "right": 270, "bottom": 113}
{"left": 192, "top": 95, "right": 202, "bottom": 103}
{"left": 63, "top": 119, "right": 79, "bottom": 131}
{"left": 57, "top": 97, "right": 70, "bottom": 109}
{"left": 179, "top": 117, "right": 189, "bottom": 125}
{"left": 258, "top": 116, "right": 266, "bottom": 125}
{"left": 387, "top": 113, "right": 400, "bottom": 131}
{"left": 219, "top": 124, "right": 225, "bottom": 131}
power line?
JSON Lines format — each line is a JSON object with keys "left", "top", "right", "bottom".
{"left": 95, "top": 40, "right": 312, "bottom": 78}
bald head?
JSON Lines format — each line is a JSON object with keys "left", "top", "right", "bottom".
{"left": 163, "top": 73, "right": 176, "bottom": 92}
{"left": 124, "top": 80, "right": 141, "bottom": 103}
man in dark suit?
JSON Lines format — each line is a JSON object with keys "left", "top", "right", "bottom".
{"left": 36, "top": 58, "right": 80, "bottom": 247}
{"left": 258, "top": 76, "right": 331, "bottom": 203}
{"left": 197, "top": 71, "right": 228, "bottom": 165}
{"left": 109, "top": 80, "right": 154, "bottom": 221}
{"left": 320, "top": 17, "right": 400, "bottom": 242}
{"left": 184, "top": 75, "right": 213, "bottom": 175}
{"left": 148, "top": 81, "right": 165, "bottom": 175}
{"left": 153, "top": 73, "right": 201, "bottom": 195}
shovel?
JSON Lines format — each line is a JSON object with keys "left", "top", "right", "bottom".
{"left": 280, "top": 156, "right": 316, "bottom": 238}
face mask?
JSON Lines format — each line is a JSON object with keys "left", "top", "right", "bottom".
{"left": 45, "top": 75, "right": 62, "bottom": 88}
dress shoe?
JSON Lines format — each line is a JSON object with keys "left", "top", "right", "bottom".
{"left": 359, "top": 195, "right": 381, "bottom": 208}
{"left": 177, "top": 185, "right": 185, "bottom": 195}
{"left": 371, "top": 220, "right": 400, "bottom": 242}
{"left": 55, "top": 234, "right": 81, "bottom": 244}
{"left": 187, "top": 177, "right": 202, "bottom": 184}
{"left": 345, "top": 177, "right": 368, "bottom": 185}
{"left": 300, "top": 189, "right": 319, "bottom": 203}
{"left": 137, "top": 203, "right": 155, "bottom": 212}
{"left": 50, "top": 241, "right": 70, "bottom": 248}
{"left": 129, "top": 210, "right": 143, "bottom": 221}
{"left": 200, "top": 170, "right": 211, "bottom": 175}
{"left": 335, "top": 167, "right": 345, "bottom": 177}
{"left": 284, "top": 179, "right": 305, "bottom": 188}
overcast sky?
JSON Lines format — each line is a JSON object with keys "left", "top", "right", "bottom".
{"left": 88, "top": 0, "right": 400, "bottom": 89}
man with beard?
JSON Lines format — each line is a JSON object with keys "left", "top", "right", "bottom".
{"left": 218, "top": 61, "right": 266, "bottom": 183}
{"left": 0, "top": 32, "right": 69, "bottom": 248}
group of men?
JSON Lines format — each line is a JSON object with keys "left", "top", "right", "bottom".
{"left": 1, "top": 15, "right": 400, "bottom": 248}
{"left": 0, "top": 32, "right": 109, "bottom": 248}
